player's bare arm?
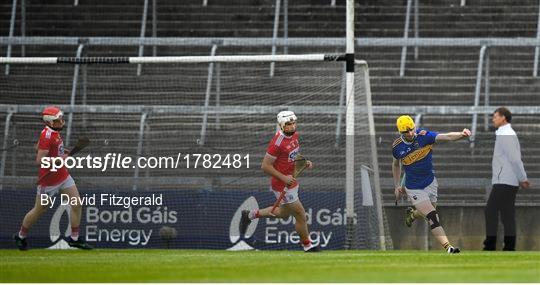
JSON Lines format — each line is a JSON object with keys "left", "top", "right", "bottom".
{"left": 261, "top": 154, "right": 295, "bottom": 187}
{"left": 35, "top": 148, "right": 49, "bottom": 166}
{"left": 391, "top": 157, "right": 405, "bottom": 197}
{"left": 435, "top": 128, "right": 471, "bottom": 142}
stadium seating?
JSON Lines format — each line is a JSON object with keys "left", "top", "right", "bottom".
{"left": 0, "top": 0, "right": 538, "bottom": 204}
{"left": 1, "top": 0, "right": 538, "bottom": 37}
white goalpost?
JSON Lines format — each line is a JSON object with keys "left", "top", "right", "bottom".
{"left": 344, "top": 0, "right": 386, "bottom": 250}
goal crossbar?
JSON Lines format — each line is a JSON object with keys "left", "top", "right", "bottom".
{"left": 0, "top": 54, "right": 350, "bottom": 64}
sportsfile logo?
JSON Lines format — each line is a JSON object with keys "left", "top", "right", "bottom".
{"left": 40, "top": 153, "right": 251, "bottom": 172}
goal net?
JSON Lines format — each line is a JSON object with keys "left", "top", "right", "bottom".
{"left": 0, "top": 54, "right": 391, "bottom": 250}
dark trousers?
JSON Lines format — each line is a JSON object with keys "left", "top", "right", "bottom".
{"left": 484, "top": 184, "right": 518, "bottom": 250}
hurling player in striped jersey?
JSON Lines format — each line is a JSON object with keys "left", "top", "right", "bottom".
{"left": 392, "top": 115, "right": 470, "bottom": 254}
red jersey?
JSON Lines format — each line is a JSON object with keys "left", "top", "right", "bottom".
{"left": 38, "top": 126, "right": 69, "bottom": 186}
{"left": 266, "top": 130, "right": 300, "bottom": 191}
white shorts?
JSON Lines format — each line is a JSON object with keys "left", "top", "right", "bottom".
{"left": 270, "top": 185, "right": 299, "bottom": 205}
{"left": 405, "top": 178, "right": 438, "bottom": 206}
{"left": 37, "top": 175, "right": 76, "bottom": 197}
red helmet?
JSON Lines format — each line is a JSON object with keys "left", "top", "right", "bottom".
{"left": 42, "top": 106, "right": 63, "bottom": 123}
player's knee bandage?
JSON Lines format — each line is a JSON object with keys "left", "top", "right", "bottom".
{"left": 426, "top": 210, "right": 441, "bottom": 229}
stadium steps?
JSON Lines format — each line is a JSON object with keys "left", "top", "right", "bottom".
{"left": 2, "top": 44, "right": 539, "bottom": 183}
{"left": 1, "top": 0, "right": 538, "bottom": 37}
{"left": 1, "top": 0, "right": 539, "bottom": 203}
{"left": 0, "top": 112, "right": 538, "bottom": 203}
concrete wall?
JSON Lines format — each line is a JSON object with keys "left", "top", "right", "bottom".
{"left": 385, "top": 206, "right": 540, "bottom": 251}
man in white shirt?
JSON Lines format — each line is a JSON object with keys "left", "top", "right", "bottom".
{"left": 484, "top": 107, "right": 530, "bottom": 251}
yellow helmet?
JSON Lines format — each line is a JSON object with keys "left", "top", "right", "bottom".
{"left": 396, "top": 115, "right": 415, "bottom": 132}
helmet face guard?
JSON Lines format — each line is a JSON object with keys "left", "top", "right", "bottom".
{"left": 42, "top": 106, "right": 64, "bottom": 130}
{"left": 42, "top": 106, "right": 63, "bottom": 122}
{"left": 277, "top": 111, "right": 297, "bottom": 129}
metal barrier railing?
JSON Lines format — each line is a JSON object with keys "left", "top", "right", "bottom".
{"left": 400, "top": 0, "right": 413, "bottom": 77}
{"left": 283, "top": 0, "right": 288, "bottom": 55}
{"left": 20, "top": 0, "right": 26, "bottom": 57}
{"left": 534, "top": 0, "right": 540, "bottom": 77}
{"left": 137, "top": 0, "right": 150, "bottom": 76}
{"left": 138, "top": 0, "right": 163, "bottom": 74}
{"left": 5, "top": 0, "right": 18, "bottom": 76}
{"left": 4, "top": 36, "right": 540, "bottom": 47}
{"left": 1, "top": 102, "right": 539, "bottom": 189}
{"left": 133, "top": 112, "right": 148, "bottom": 190}
{"left": 470, "top": 45, "right": 489, "bottom": 148}
{"left": 0, "top": 111, "right": 14, "bottom": 191}
{"left": 199, "top": 44, "right": 219, "bottom": 146}
{"left": 413, "top": 0, "right": 419, "bottom": 59}
{"left": 81, "top": 51, "right": 88, "bottom": 129}
{"left": 6, "top": 0, "right": 540, "bottom": 76}
{"left": 2, "top": 103, "right": 539, "bottom": 189}
{"left": 215, "top": 62, "right": 222, "bottom": 130}
{"left": 483, "top": 48, "right": 491, "bottom": 132}
{"left": 65, "top": 44, "right": 85, "bottom": 147}
{"left": 400, "top": 0, "right": 419, "bottom": 77}
{"left": 2, "top": 104, "right": 539, "bottom": 115}
{"left": 152, "top": 0, "right": 157, "bottom": 57}
{"left": 414, "top": 113, "right": 422, "bottom": 127}
{"left": 270, "top": 0, "right": 282, "bottom": 76}
{"left": 2, "top": 36, "right": 540, "bottom": 152}
{"left": 270, "top": 0, "right": 293, "bottom": 76}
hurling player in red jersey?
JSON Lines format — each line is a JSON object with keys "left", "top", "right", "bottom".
{"left": 240, "top": 111, "right": 320, "bottom": 252}
{"left": 13, "top": 106, "right": 92, "bottom": 250}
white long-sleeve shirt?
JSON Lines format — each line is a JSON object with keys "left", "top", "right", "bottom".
{"left": 492, "top": 123, "right": 528, "bottom": 186}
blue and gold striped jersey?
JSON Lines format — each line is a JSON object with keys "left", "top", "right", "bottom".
{"left": 392, "top": 128, "right": 438, "bottom": 189}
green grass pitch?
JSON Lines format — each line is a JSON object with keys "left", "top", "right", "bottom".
{"left": 1, "top": 249, "right": 539, "bottom": 282}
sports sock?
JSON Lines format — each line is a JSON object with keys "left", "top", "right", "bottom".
{"left": 18, "top": 226, "right": 28, "bottom": 239}
{"left": 248, "top": 209, "right": 259, "bottom": 220}
{"left": 302, "top": 239, "right": 313, "bottom": 251}
{"left": 443, "top": 242, "right": 451, "bottom": 250}
{"left": 71, "top": 227, "right": 80, "bottom": 241}
{"left": 412, "top": 209, "right": 423, "bottom": 219}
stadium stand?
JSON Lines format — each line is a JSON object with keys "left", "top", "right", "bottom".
{"left": 0, "top": 0, "right": 538, "bottom": 206}
{"left": 1, "top": 0, "right": 538, "bottom": 37}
